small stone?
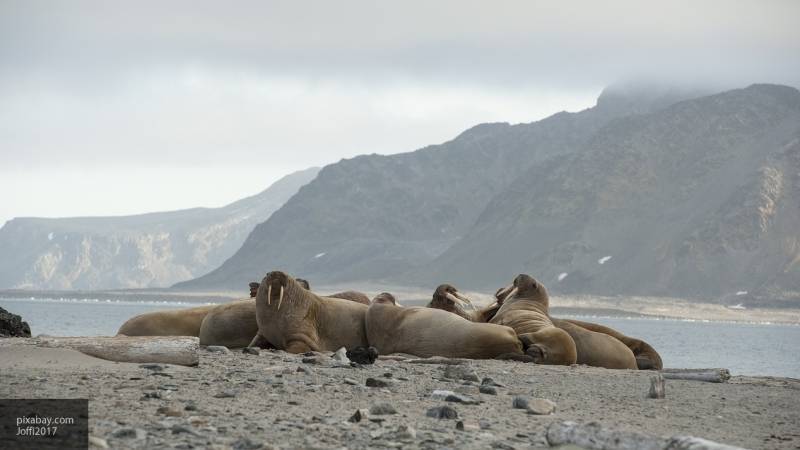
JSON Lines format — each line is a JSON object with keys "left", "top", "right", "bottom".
{"left": 349, "top": 409, "right": 370, "bottom": 423}
{"left": 343, "top": 378, "right": 358, "bottom": 386}
{"left": 393, "top": 425, "right": 416, "bottom": 440}
{"left": 88, "top": 435, "right": 109, "bottom": 448}
{"left": 111, "top": 428, "right": 146, "bottom": 439}
{"left": 332, "top": 347, "right": 350, "bottom": 363}
{"left": 214, "top": 389, "right": 237, "bottom": 398}
{"left": 444, "top": 365, "right": 479, "bottom": 382}
{"left": 156, "top": 406, "right": 183, "bottom": 417}
{"left": 512, "top": 396, "right": 529, "bottom": 410}
{"left": 296, "top": 366, "right": 310, "bottom": 374}
{"left": 479, "top": 385, "right": 498, "bottom": 395}
{"left": 426, "top": 405, "right": 458, "bottom": 419}
{"left": 243, "top": 347, "right": 260, "bottom": 355}
{"left": 302, "top": 357, "right": 320, "bottom": 365}
{"left": 481, "top": 377, "right": 504, "bottom": 387}
{"left": 158, "top": 384, "right": 179, "bottom": 391}
{"left": 369, "top": 403, "right": 397, "bottom": 415}
{"left": 456, "top": 421, "right": 481, "bottom": 432}
{"left": 383, "top": 372, "right": 393, "bottom": 378}
{"left": 171, "top": 424, "right": 199, "bottom": 435}
{"left": 431, "top": 389, "right": 457, "bottom": 400}
{"left": 232, "top": 437, "right": 265, "bottom": 450}
{"left": 479, "top": 419, "right": 492, "bottom": 430}
{"left": 206, "top": 345, "right": 230, "bottom": 353}
{"left": 184, "top": 404, "right": 197, "bottom": 411}
{"left": 445, "top": 393, "right": 480, "bottom": 405}
{"left": 346, "top": 346, "right": 379, "bottom": 365}
{"left": 140, "top": 391, "right": 161, "bottom": 400}
{"left": 366, "top": 377, "right": 395, "bottom": 388}
{"left": 139, "top": 364, "right": 164, "bottom": 371}
{"left": 526, "top": 398, "right": 556, "bottom": 415}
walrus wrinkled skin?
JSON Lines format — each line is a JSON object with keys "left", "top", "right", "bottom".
{"left": 366, "top": 285, "right": 524, "bottom": 359}
{"left": 117, "top": 305, "right": 214, "bottom": 337}
{"left": 490, "top": 275, "right": 577, "bottom": 365}
{"left": 251, "top": 271, "right": 369, "bottom": 353}
{"left": 327, "top": 290, "right": 371, "bottom": 305}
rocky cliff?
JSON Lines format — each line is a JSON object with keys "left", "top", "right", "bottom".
{"left": 0, "top": 167, "right": 319, "bottom": 289}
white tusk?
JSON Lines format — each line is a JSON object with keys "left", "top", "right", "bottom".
{"left": 446, "top": 292, "right": 467, "bottom": 306}
{"left": 277, "top": 285, "right": 284, "bottom": 311}
{"left": 454, "top": 291, "right": 476, "bottom": 310}
{"left": 504, "top": 287, "right": 518, "bottom": 302}
{"left": 267, "top": 284, "right": 272, "bottom": 305}
{"left": 496, "top": 284, "right": 514, "bottom": 301}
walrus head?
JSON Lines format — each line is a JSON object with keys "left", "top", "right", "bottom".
{"left": 372, "top": 292, "right": 399, "bottom": 306}
{"left": 427, "top": 284, "right": 475, "bottom": 320}
{"left": 258, "top": 271, "right": 309, "bottom": 313}
{"left": 496, "top": 274, "right": 549, "bottom": 308}
{"left": 296, "top": 278, "right": 311, "bottom": 290}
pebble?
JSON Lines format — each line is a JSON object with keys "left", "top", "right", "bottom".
{"left": 171, "top": 424, "right": 199, "bottom": 435}
{"left": 156, "top": 406, "right": 183, "bottom": 417}
{"left": 88, "top": 435, "right": 109, "bottom": 448}
{"left": 393, "top": 425, "right": 417, "bottom": 440}
{"left": 206, "top": 346, "right": 230, "bottom": 353}
{"left": 349, "top": 409, "right": 370, "bottom": 423}
{"left": 296, "top": 366, "right": 311, "bottom": 374}
{"left": 526, "top": 398, "right": 557, "bottom": 415}
{"left": 479, "top": 385, "right": 498, "bottom": 395}
{"left": 426, "top": 406, "right": 459, "bottom": 419}
{"left": 479, "top": 419, "right": 492, "bottom": 429}
{"left": 111, "top": 427, "right": 147, "bottom": 439}
{"left": 444, "top": 365, "right": 480, "bottom": 382}
{"left": 140, "top": 391, "right": 161, "bottom": 400}
{"left": 332, "top": 347, "right": 350, "bottom": 363}
{"left": 139, "top": 364, "right": 164, "bottom": 371}
{"left": 366, "top": 377, "right": 395, "bottom": 388}
{"left": 343, "top": 378, "right": 358, "bottom": 386}
{"left": 431, "top": 389, "right": 457, "bottom": 400}
{"left": 481, "top": 377, "right": 504, "bottom": 387}
{"left": 214, "top": 389, "right": 237, "bottom": 398}
{"left": 512, "top": 396, "right": 530, "bottom": 409}
{"left": 302, "top": 357, "right": 321, "bottom": 365}
{"left": 242, "top": 347, "right": 260, "bottom": 355}
{"left": 445, "top": 393, "right": 480, "bottom": 404}
{"left": 369, "top": 403, "right": 398, "bottom": 415}
{"left": 232, "top": 437, "right": 265, "bottom": 450}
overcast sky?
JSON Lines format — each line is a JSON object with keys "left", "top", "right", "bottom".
{"left": 1, "top": 0, "right": 799, "bottom": 226}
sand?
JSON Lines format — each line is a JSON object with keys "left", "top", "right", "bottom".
{"left": 1, "top": 338, "right": 798, "bottom": 449}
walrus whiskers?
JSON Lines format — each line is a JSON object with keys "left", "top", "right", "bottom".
{"left": 277, "top": 285, "right": 284, "bottom": 311}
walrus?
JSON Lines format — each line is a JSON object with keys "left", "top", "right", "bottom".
{"left": 326, "top": 290, "right": 371, "bottom": 305}
{"left": 250, "top": 271, "right": 369, "bottom": 353}
{"left": 489, "top": 274, "right": 577, "bottom": 365}
{"left": 365, "top": 284, "right": 524, "bottom": 359}
{"left": 372, "top": 292, "right": 399, "bottom": 305}
{"left": 556, "top": 318, "right": 662, "bottom": 370}
{"left": 117, "top": 305, "right": 215, "bottom": 337}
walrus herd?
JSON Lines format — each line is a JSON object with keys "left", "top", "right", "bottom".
{"left": 117, "top": 271, "right": 662, "bottom": 370}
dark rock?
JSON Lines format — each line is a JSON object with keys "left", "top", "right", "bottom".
{"left": 171, "top": 424, "right": 199, "bottom": 436}
{"left": 512, "top": 396, "right": 529, "bottom": 409}
{"left": 296, "top": 366, "right": 310, "bottom": 374}
{"left": 243, "top": 347, "right": 260, "bottom": 355}
{"left": 349, "top": 409, "right": 370, "bottom": 423}
{"left": 445, "top": 393, "right": 480, "bottom": 405}
{"left": 140, "top": 391, "right": 161, "bottom": 400}
{"left": 366, "top": 377, "right": 395, "bottom": 388}
{"left": 0, "top": 307, "right": 31, "bottom": 337}
{"left": 479, "top": 385, "right": 498, "bottom": 395}
{"left": 184, "top": 404, "right": 197, "bottom": 411}
{"left": 302, "top": 357, "right": 320, "bottom": 365}
{"left": 347, "top": 346, "right": 379, "bottom": 365}
{"left": 481, "top": 377, "right": 504, "bottom": 387}
{"left": 426, "top": 406, "right": 458, "bottom": 419}
{"left": 111, "top": 428, "right": 146, "bottom": 439}
{"left": 369, "top": 403, "right": 397, "bottom": 415}
{"left": 139, "top": 364, "right": 164, "bottom": 371}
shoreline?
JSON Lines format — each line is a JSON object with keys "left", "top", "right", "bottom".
{"left": 3, "top": 288, "right": 799, "bottom": 325}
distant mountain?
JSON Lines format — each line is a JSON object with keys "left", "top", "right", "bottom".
{"left": 0, "top": 167, "right": 319, "bottom": 289}
{"left": 179, "top": 83, "right": 708, "bottom": 291}
{"left": 425, "top": 84, "right": 800, "bottom": 305}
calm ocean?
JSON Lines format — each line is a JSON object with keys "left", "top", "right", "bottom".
{"left": 2, "top": 297, "right": 798, "bottom": 378}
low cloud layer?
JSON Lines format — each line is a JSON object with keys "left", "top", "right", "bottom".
{"left": 1, "top": 0, "right": 798, "bottom": 223}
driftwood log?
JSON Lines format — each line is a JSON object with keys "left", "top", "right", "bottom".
{"left": 661, "top": 368, "right": 731, "bottom": 383}
{"left": 39, "top": 336, "right": 199, "bottom": 366}
{"left": 649, "top": 373, "right": 666, "bottom": 398}
{"left": 547, "top": 421, "right": 747, "bottom": 450}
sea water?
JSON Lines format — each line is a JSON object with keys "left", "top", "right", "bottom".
{"left": 2, "top": 297, "right": 798, "bottom": 378}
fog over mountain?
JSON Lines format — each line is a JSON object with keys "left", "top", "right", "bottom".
{"left": 178, "top": 83, "right": 800, "bottom": 305}
{"left": 0, "top": 168, "right": 318, "bottom": 290}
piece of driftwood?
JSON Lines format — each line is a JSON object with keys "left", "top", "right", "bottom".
{"left": 649, "top": 373, "right": 666, "bottom": 398}
{"left": 661, "top": 368, "right": 731, "bottom": 383}
{"left": 39, "top": 336, "right": 199, "bottom": 366}
{"left": 547, "top": 421, "right": 747, "bottom": 450}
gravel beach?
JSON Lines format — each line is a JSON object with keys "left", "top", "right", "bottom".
{"left": 1, "top": 338, "right": 798, "bottom": 450}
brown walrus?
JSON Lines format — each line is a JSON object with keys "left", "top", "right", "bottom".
{"left": 249, "top": 271, "right": 369, "bottom": 353}
{"left": 556, "top": 318, "right": 662, "bottom": 370}
{"left": 326, "top": 290, "right": 371, "bottom": 305}
{"left": 490, "top": 274, "right": 578, "bottom": 365}
{"left": 365, "top": 284, "right": 524, "bottom": 359}
{"left": 372, "top": 292, "right": 399, "bottom": 305}
{"left": 117, "top": 305, "right": 215, "bottom": 337}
